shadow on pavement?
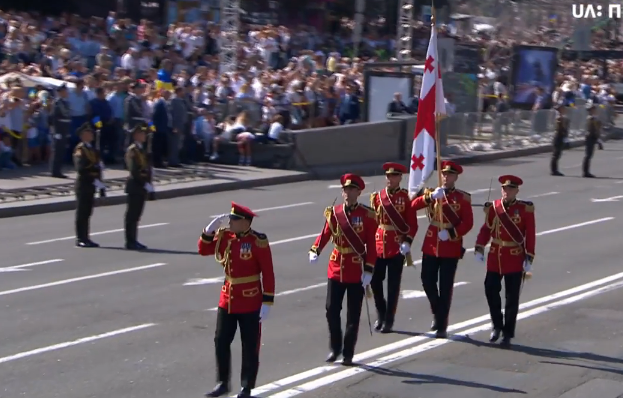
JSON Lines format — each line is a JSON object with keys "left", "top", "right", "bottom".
{"left": 97, "top": 246, "right": 199, "bottom": 255}
{"left": 540, "top": 360, "right": 623, "bottom": 375}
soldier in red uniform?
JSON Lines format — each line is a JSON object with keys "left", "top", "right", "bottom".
{"left": 411, "top": 160, "right": 474, "bottom": 338}
{"left": 369, "top": 162, "right": 418, "bottom": 333}
{"left": 309, "top": 173, "right": 378, "bottom": 365}
{"left": 474, "top": 175, "right": 535, "bottom": 348}
{"left": 198, "top": 202, "right": 276, "bottom": 398}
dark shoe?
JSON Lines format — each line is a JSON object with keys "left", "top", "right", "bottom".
{"left": 125, "top": 242, "right": 147, "bottom": 250}
{"left": 88, "top": 240, "right": 100, "bottom": 248}
{"left": 236, "top": 387, "right": 252, "bottom": 398}
{"left": 325, "top": 351, "right": 340, "bottom": 363}
{"left": 342, "top": 356, "right": 354, "bottom": 366}
{"left": 75, "top": 240, "right": 97, "bottom": 248}
{"left": 52, "top": 173, "right": 68, "bottom": 179}
{"left": 374, "top": 319, "right": 383, "bottom": 332}
{"left": 435, "top": 329, "right": 448, "bottom": 339}
{"left": 380, "top": 321, "right": 393, "bottom": 334}
{"left": 430, "top": 319, "right": 438, "bottom": 331}
{"left": 551, "top": 171, "right": 564, "bottom": 176}
{"left": 500, "top": 336, "right": 512, "bottom": 348}
{"left": 583, "top": 173, "right": 596, "bottom": 178}
{"left": 489, "top": 329, "right": 501, "bottom": 343}
{"left": 205, "top": 382, "right": 230, "bottom": 397}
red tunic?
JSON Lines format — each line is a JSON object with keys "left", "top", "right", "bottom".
{"left": 411, "top": 187, "right": 474, "bottom": 258}
{"left": 475, "top": 199, "right": 536, "bottom": 274}
{"left": 370, "top": 188, "right": 418, "bottom": 258}
{"left": 310, "top": 203, "right": 378, "bottom": 283}
{"left": 198, "top": 228, "right": 276, "bottom": 313}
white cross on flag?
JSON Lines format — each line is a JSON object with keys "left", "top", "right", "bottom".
{"left": 408, "top": 26, "right": 447, "bottom": 197}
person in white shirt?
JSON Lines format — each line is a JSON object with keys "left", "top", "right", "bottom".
{"left": 120, "top": 48, "right": 137, "bottom": 71}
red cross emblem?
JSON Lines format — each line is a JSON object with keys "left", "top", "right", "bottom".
{"left": 424, "top": 55, "right": 435, "bottom": 74}
{"left": 411, "top": 154, "right": 425, "bottom": 171}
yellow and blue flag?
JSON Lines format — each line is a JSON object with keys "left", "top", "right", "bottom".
{"left": 92, "top": 116, "right": 103, "bottom": 129}
{"left": 148, "top": 121, "right": 156, "bottom": 131}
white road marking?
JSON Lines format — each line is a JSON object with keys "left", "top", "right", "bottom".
{"left": 591, "top": 195, "right": 623, "bottom": 202}
{"left": 185, "top": 277, "right": 225, "bottom": 286}
{"left": 209, "top": 202, "right": 314, "bottom": 217}
{"left": 261, "top": 274, "right": 623, "bottom": 398}
{"left": 26, "top": 223, "right": 169, "bottom": 245}
{"left": 0, "top": 263, "right": 166, "bottom": 297}
{"left": 0, "top": 323, "right": 155, "bottom": 364}
{"left": 401, "top": 282, "right": 469, "bottom": 299}
{"left": 207, "top": 282, "right": 328, "bottom": 311}
{"left": 528, "top": 191, "right": 559, "bottom": 198}
{"left": 0, "top": 259, "right": 64, "bottom": 273}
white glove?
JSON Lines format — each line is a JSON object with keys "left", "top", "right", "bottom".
{"left": 431, "top": 187, "right": 445, "bottom": 200}
{"left": 399, "top": 242, "right": 411, "bottom": 256}
{"left": 204, "top": 214, "right": 229, "bottom": 234}
{"left": 361, "top": 272, "right": 372, "bottom": 287}
{"left": 523, "top": 259, "right": 532, "bottom": 273}
{"left": 438, "top": 229, "right": 450, "bottom": 241}
{"left": 308, "top": 252, "right": 318, "bottom": 264}
{"left": 475, "top": 252, "right": 485, "bottom": 263}
{"left": 144, "top": 183, "right": 154, "bottom": 193}
{"left": 259, "top": 304, "right": 271, "bottom": 321}
{"left": 93, "top": 179, "right": 106, "bottom": 190}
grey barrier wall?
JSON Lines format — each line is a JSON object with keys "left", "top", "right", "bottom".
{"left": 283, "top": 120, "right": 407, "bottom": 169}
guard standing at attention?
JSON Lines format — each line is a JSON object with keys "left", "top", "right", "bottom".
{"left": 124, "top": 124, "right": 154, "bottom": 250}
{"left": 309, "top": 173, "right": 378, "bottom": 365}
{"left": 551, "top": 104, "right": 568, "bottom": 176}
{"left": 73, "top": 123, "right": 106, "bottom": 248}
{"left": 411, "top": 160, "right": 474, "bottom": 338}
{"left": 198, "top": 202, "right": 275, "bottom": 398}
{"left": 474, "top": 175, "right": 535, "bottom": 348}
{"left": 50, "top": 84, "right": 71, "bottom": 178}
{"left": 369, "top": 162, "right": 418, "bottom": 333}
{"left": 583, "top": 101, "right": 600, "bottom": 178}
{"left": 124, "top": 82, "right": 146, "bottom": 152}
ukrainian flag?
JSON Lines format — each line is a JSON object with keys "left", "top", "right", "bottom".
{"left": 549, "top": 14, "right": 557, "bottom": 23}
{"left": 148, "top": 121, "right": 156, "bottom": 132}
{"left": 156, "top": 69, "right": 174, "bottom": 91}
{"left": 92, "top": 116, "right": 103, "bottom": 129}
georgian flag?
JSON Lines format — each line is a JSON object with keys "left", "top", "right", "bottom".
{"left": 408, "top": 26, "right": 447, "bottom": 197}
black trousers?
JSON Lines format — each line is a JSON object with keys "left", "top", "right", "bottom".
{"left": 582, "top": 138, "right": 596, "bottom": 175}
{"left": 484, "top": 271, "right": 523, "bottom": 338}
{"left": 75, "top": 185, "right": 95, "bottom": 241}
{"left": 421, "top": 254, "right": 459, "bottom": 331}
{"left": 214, "top": 308, "right": 261, "bottom": 389}
{"left": 371, "top": 254, "right": 404, "bottom": 325}
{"left": 124, "top": 193, "right": 146, "bottom": 244}
{"left": 326, "top": 278, "right": 365, "bottom": 358}
{"left": 550, "top": 136, "right": 563, "bottom": 173}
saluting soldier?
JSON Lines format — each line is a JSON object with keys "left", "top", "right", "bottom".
{"left": 50, "top": 84, "right": 71, "bottom": 178}
{"left": 369, "top": 162, "right": 418, "bottom": 333}
{"left": 73, "top": 123, "right": 105, "bottom": 248}
{"left": 124, "top": 124, "right": 154, "bottom": 250}
{"left": 198, "top": 202, "right": 275, "bottom": 398}
{"left": 309, "top": 174, "right": 378, "bottom": 365}
{"left": 123, "top": 82, "right": 146, "bottom": 151}
{"left": 583, "top": 101, "right": 600, "bottom": 178}
{"left": 474, "top": 175, "right": 536, "bottom": 348}
{"left": 551, "top": 104, "right": 568, "bottom": 176}
{"left": 411, "top": 161, "right": 474, "bottom": 338}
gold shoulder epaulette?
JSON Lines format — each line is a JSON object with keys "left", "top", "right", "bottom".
{"left": 73, "top": 142, "right": 84, "bottom": 155}
{"left": 324, "top": 206, "right": 333, "bottom": 220}
{"left": 369, "top": 192, "right": 377, "bottom": 208}
{"left": 457, "top": 189, "right": 471, "bottom": 203}
{"left": 519, "top": 200, "right": 534, "bottom": 212}
{"left": 252, "top": 230, "right": 269, "bottom": 248}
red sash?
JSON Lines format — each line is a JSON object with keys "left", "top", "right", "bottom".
{"left": 333, "top": 205, "right": 366, "bottom": 257}
{"left": 441, "top": 200, "right": 461, "bottom": 227}
{"left": 493, "top": 199, "right": 525, "bottom": 244}
{"left": 379, "top": 188, "right": 409, "bottom": 234}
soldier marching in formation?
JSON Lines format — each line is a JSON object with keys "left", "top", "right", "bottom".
{"left": 475, "top": 175, "right": 536, "bottom": 348}
{"left": 198, "top": 202, "right": 275, "bottom": 398}
{"left": 309, "top": 174, "right": 378, "bottom": 365}
{"left": 72, "top": 123, "right": 106, "bottom": 248}
{"left": 369, "top": 162, "right": 418, "bottom": 333}
{"left": 50, "top": 84, "right": 71, "bottom": 178}
{"left": 124, "top": 124, "right": 155, "bottom": 250}
{"left": 411, "top": 161, "right": 474, "bottom": 338}
{"left": 551, "top": 104, "right": 569, "bottom": 176}
{"left": 583, "top": 101, "right": 601, "bottom": 178}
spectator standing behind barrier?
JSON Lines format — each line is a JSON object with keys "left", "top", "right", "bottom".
{"left": 386, "top": 92, "right": 410, "bottom": 118}
{"left": 169, "top": 87, "right": 187, "bottom": 167}
{"left": 50, "top": 85, "right": 71, "bottom": 178}
{"left": 493, "top": 94, "right": 510, "bottom": 142}
{"left": 107, "top": 80, "right": 130, "bottom": 164}
{"left": 336, "top": 85, "right": 360, "bottom": 125}
{"left": 124, "top": 82, "right": 147, "bottom": 152}
{"left": 89, "top": 88, "right": 114, "bottom": 164}
{"left": 181, "top": 82, "right": 197, "bottom": 164}
{"left": 68, "top": 79, "right": 90, "bottom": 161}
{"left": 6, "top": 87, "right": 25, "bottom": 167}
{"left": 151, "top": 90, "right": 171, "bottom": 168}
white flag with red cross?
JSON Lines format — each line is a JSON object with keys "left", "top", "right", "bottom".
{"left": 408, "top": 26, "right": 447, "bottom": 197}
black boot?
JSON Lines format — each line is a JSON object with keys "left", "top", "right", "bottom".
{"left": 206, "top": 382, "right": 230, "bottom": 397}
{"left": 489, "top": 329, "right": 501, "bottom": 343}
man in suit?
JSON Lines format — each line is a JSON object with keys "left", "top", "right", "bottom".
{"left": 50, "top": 84, "right": 72, "bottom": 178}
{"left": 124, "top": 124, "right": 154, "bottom": 250}
{"left": 335, "top": 85, "right": 360, "bottom": 125}
{"left": 386, "top": 92, "right": 409, "bottom": 118}
{"left": 151, "top": 89, "right": 171, "bottom": 168}
{"left": 169, "top": 86, "right": 187, "bottom": 167}
{"left": 124, "top": 82, "right": 147, "bottom": 152}
{"left": 180, "top": 82, "right": 197, "bottom": 164}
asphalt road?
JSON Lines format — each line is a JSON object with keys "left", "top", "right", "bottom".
{"left": 1, "top": 143, "right": 623, "bottom": 398}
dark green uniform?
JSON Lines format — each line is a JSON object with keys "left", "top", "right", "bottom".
{"left": 73, "top": 140, "right": 103, "bottom": 247}
{"left": 551, "top": 110, "right": 568, "bottom": 175}
{"left": 124, "top": 141, "right": 152, "bottom": 249}
{"left": 583, "top": 112, "right": 600, "bottom": 178}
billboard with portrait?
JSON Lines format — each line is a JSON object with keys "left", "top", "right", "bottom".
{"left": 511, "top": 45, "right": 558, "bottom": 108}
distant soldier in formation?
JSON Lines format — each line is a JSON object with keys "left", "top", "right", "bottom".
{"left": 124, "top": 125, "right": 154, "bottom": 250}
{"left": 198, "top": 202, "right": 275, "bottom": 398}
{"left": 583, "top": 101, "right": 601, "bottom": 178}
{"left": 73, "top": 123, "right": 105, "bottom": 248}
{"left": 369, "top": 162, "right": 418, "bottom": 333}
{"left": 50, "top": 84, "right": 71, "bottom": 178}
{"left": 309, "top": 174, "right": 378, "bottom": 365}
{"left": 550, "top": 104, "right": 568, "bottom": 176}
{"left": 474, "top": 175, "right": 536, "bottom": 348}
{"left": 411, "top": 161, "right": 474, "bottom": 338}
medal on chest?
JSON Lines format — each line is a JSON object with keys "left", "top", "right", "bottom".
{"left": 240, "top": 242, "right": 253, "bottom": 260}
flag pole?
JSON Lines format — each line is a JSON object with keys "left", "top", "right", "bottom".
{"left": 432, "top": 5, "right": 443, "bottom": 225}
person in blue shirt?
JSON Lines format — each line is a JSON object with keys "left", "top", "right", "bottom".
{"left": 89, "top": 87, "right": 114, "bottom": 163}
